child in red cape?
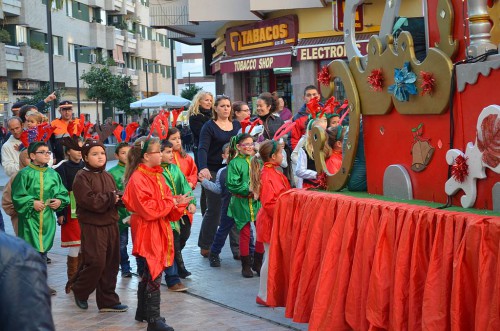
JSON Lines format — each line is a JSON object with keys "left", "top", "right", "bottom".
{"left": 122, "top": 136, "right": 191, "bottom": 331}
{"left": 250, "top": 140, "right": 291, "bottom": 305}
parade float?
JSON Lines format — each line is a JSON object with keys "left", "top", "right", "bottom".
{"left": 266, "top": 0, "right": 500, "bottom": 329}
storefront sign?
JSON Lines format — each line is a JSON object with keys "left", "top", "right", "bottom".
{"left": 226, "top": 15, "right": 298, "bottom": 57}
{"left": 297, "top": 41, "right": 369, "bottom": 61}
{"left": 333, "top": 0, "right": 364, "bottom": 32}
{"left": 211, "top": 59, "right": 221, "bottom": 74}
{"left": 14, "top": 79, "right": 40, "bottom": 94}
{"left": 220, "top": 53, "right": 291, "bottom": 74}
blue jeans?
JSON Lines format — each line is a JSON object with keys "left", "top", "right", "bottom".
{"left": 0, "top": 211, "right": 4, "bottom": 232}
{"left": 211, "top": 212, "right": 255, "bottom": 256}
{"left": 164, "top": 260, "right": 181, "bottom": 287}
{"left": 119, "top": 228, "right": 131, "bottom": 273}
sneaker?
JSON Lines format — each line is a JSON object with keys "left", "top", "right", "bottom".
{"left": 209, "top": 252, "right": 221, "bottom": 267}
{"left": 99, "top": 304, "right": 129, "bottom": 312}
{"left": 121, "top": 271, "right": 132, "bottom": 278}
{"left": 49, "top": 286, "right": 57, "bottom": 296}
{"left": 167, "top": 283, "right": 188, "bottom": 292}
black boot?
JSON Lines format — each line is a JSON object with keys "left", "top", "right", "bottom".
{"left": 135, "top": 281, "right": 147, "bottom": 322}
{"left": 240, "top": 255, "right": 254, "bottom": 278}
{"left": 175, "top": 250, "right": 191, "bottom": 279}
{"left": 252, "top": 252, "right": 264, "bottom": 277}
{"left": 208, "top": 251, "right": 221, "bottom": 267}
{"left": 146, "top": 282, "right": 174, "bottom": 331}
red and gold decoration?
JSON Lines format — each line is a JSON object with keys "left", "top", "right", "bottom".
{"left": 318, "top": 66, "right": 332, "bottom": 86}
{"left": 367, "top": 68, "right": 384, "bottom": 91}
{"left": 477, "top": 113, "right": 499, "bottom": 168}
{"left": 420, "top": 71, "right": 436, "bottom": 96}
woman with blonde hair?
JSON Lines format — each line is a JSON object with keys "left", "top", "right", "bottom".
{"left": 188, "top": 91, "right": 214, "bottom": 216}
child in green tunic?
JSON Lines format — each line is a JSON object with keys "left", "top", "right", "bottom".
{"left": 226, "top": 133, "right": 264, "bottom": 278}
{"left": 161, "top": 141, "right": 196, "bottom": 289}
{"left": 12, "top": 142, "right": 70, "bottom": 255}
{"left": 108, "top": 142, "right": 133, "bottom": 277}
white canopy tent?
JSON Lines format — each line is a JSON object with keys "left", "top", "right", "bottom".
{"left": 130, "top": 93, "right": 191, "bottom": 109}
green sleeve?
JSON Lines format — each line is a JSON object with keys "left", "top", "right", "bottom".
{"left": 174, "top": 165, "right": 196, "bottom": 205}
{"left": 109, "top": 166, "right": 130, "bottom": 225}
{"left": 49, "top": 170, "right": 70, "bottom": 212}
{"left": 12, "top": 169, "right": 36, "bottom": 216}
{"left": 226, "top": 158, "right": 249, "bottom": 196}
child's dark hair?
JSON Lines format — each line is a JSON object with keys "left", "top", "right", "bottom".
{"left": 250, "top": 140, "right": 281, "bottom": 196}
{"left": 65, "top": 138, "right": 84, "bottom": 157}
{"left": 28, "top": 142, "right": 48, "bottom": 160}
{"left": 124, "top": 136, "right": 160, "bottom": 186}
{"left": 161, "top": 140, "right": 173, "bottom": 151}
{"left": 228, "top": 133, "right": 252, "bottom": 163}
{"left": 257, "top": 92, "right": 278, "bottom": 114}
{"left": 166, "top": 127, "right": 186, "bottom": 157}
{"left": 19, "top": 105, "right": 38, "bottom": 123}
{"left": 114, "top": 142, "right": 130, "bottom": 155}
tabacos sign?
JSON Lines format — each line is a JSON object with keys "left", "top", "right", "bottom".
{"left": 226, "top": 15, "right": 298, "bottom": 57}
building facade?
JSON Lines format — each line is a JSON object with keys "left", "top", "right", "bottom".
{"left": 0, "top": 0, "right": 177, "bottom": 123}
{"left": 175, "top": 42, "right": 215, "bottom": 96}
{"left": 150, "top": 0, "right": 424, "bottom": 113}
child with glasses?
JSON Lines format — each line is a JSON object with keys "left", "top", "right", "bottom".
{"left": 226, "top": 133, "right": 263, "bottom": 278}
{"left": 12, "top": 141, "right": 70, "bottom": 294}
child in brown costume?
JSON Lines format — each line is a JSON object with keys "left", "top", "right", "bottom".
{"left": 68, "top": 138, "right": 128, "bottom": 312}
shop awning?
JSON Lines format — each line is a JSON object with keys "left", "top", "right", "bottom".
{"left": 219, "top": 51, "right": 292, "bottom": 74}
{"left": 296, "top": 33, "right": 374, "bottom": 61}
{"left": 210, "top": 56, "right": 222, "bottom": 74}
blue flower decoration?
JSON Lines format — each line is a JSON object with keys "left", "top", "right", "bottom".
{"left": 388, "top": 62, "right": 417, "bottom": 102}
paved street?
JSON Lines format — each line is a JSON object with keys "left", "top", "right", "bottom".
{"left": 0, "top": 161, "right": 308, "bottom": 331}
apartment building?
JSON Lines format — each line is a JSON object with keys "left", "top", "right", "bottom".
{"left": 175, "top": 42, "right": 215, "bottom": 96}
{"left": 0, "top": 0, "right": 177, "bottom": 123}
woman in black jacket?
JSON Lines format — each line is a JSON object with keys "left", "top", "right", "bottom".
{"left": 256, "top": 92, "right": 285, "bottom": 142}
{"left": 188, "top": 91, "right": 214, "bottom": 216}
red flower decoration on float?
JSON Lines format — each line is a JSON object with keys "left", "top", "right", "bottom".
{"left": 318, "top": 66, "right": 331, "bottom": 87}
{"left": 367, "top": 68, "right": 384, "bottom": 92}
{"left": 315, "top": 172, "right": 328, "bottom": 190}
{"left": 451, "top": 155, "right": 469, "bottom": 183}
{"left": 477, "top": 113, "right": 500, "bottom": 168}
{"left": 420, "top": 71, "right": 436, "bottom": 96}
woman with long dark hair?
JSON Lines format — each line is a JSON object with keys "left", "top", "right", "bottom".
{"left": 197, "top": 96, "right": 241, "bottom": 257}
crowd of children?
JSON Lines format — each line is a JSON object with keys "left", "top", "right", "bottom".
{"left": 2, "top": 86, "right": 354, "bottom": 329}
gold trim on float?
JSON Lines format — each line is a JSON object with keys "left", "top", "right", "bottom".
{"left": 487, "top": 1, "right": 500, "bottom": 44}
{"left": 312, "top": 60, "right": 360, "bottom": 191}
{"left": 435, "top": 0, "right": 458, "bottom": 59}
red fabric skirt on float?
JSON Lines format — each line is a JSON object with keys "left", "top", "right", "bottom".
{"left": 266, "top": 189, "right": 500, "bottom": 331}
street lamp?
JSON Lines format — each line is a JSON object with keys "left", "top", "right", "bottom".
{"left": 74, "top": 46, "right": 97, "bottom": 116}
{"left": 145, "top": 62, "right": 160, "bottom": 119}
{"left": 187, "top": 71, "right": 201, "bottom": 88}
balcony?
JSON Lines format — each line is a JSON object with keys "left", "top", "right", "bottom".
{"left": 150, "top": 0, "right": 260, "bottom": 44}
{"left": 125, "top": 68, "right": 138, "bottom": 86}
{"left": 2, "top": 0, "right": 22, "bottom": 16}
{"left": 125, "top": 0, "right": 135, "bottom": 14}
{"left": 5, "top": 45, "right": 24, "bottom": 71}
{"left": 114, "top": 28, "right": 125, "bottom": 46}
{"left": 109, "top": 65, "right": 125, "bottom": 75}
{"left": 124, "top": 31, "right": 137, "bottom": 53}
{"left": 90, "top": 23, "right": 113, "bottom": 50}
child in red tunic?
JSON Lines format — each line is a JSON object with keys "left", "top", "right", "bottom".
{"left": 325, "top": 125, "right": 346, "bottom": 175}
{"left": 122, "top": 136, "right": 191, "bottom": 331}
{"left": 251, "top": 140, "right": 291, "bottom": 305}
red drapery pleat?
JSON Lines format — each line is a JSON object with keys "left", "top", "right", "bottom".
{"left": 266, "top": 189, "right": 500, "bottom": 330}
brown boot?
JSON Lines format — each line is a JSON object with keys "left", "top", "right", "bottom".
{"left": 240, "top": 255, "right": 254, "bottom": 278}
{"left": 67, "top": 256, "right": 79, "bottom": 281}
{"left": 252, "top": 252, "right": 264, "bottom": 277}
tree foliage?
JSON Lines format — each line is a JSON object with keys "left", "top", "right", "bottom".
{"left": 181, "top": 84, "right": 202, "bottom": 101}
{"left": 81, "top": 66, "right": 139, "bottom": 117}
